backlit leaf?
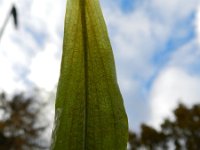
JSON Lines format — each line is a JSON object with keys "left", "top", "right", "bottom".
{"left": 51, "top": 0, "right": 128, "bottom": 149}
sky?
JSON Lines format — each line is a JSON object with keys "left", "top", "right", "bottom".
{"left": 0, "top": 0, "right": 200, "bottom": 137}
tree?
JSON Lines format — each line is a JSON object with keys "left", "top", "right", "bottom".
{"left": 0, "top": 92, "right": 48, "bottom": 150}
{"left": 128, "top": 103, "right": 200, "bottom": 150}
{"left": 128, "top": 130, "right": 140, "bottom": 150}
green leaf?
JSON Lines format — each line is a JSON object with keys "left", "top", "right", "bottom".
{"left": 51, "top": 0, "right": 128, "bottom": 149}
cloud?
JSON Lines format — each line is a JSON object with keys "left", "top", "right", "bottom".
{"left": 28, "top": 42, "right": 60, "bottom": 91}
{"left": 101, "top": 0, "right": 199, "bottom": 130}
{"left": 151, "top": 0, "right": 198, "bottom": 21}
{"left": 147, "top": 5, "right": 200, "bottom": 128}
{"left": 0, "top": 52, "right": 26, "bottom": 94}
{"left": 149, "top": 67, "right": 200, "bottom": 129}
{"left": 168, "top": 40, "right": 200, "bottom": 73}
{"left": 0, "top": 0, "right": 200, "bottom": 132}
{"left": 0, "top": 0, "right": 66, "bottom": 92}
{"left": 102, "top": 0, "right": 198, "bottom": 83}
{"left": 196, "top": 6, "right": 200, "bottom": 45}
{"left": 0, "top": 0, "right": 65, "bottom": 144}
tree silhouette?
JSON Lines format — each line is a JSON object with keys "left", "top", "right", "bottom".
{"left": 129, "top": 103, "right": 200, "bottom": 150}
{"left": 0, "top": 92, "right": 48, "bottom": 150}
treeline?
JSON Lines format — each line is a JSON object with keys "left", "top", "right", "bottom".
{"left": 0, "top": 92, "right": 200, "bottom": 150}
{"left": 129, "top": 103, "right": 200, "bottom": 150}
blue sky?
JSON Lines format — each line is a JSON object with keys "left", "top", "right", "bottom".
{"left": 0, "top": 0, "right": 200, "bottom": 137}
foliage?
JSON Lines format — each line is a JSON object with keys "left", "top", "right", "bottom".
{"left": 128, "top": 103, "right": 200, "bottom": 150}
{"left": 0, "top": 92, "right": 48, "bottom": 150}
{"left": 51, "top": 0, "right": 128, "bottom": 149}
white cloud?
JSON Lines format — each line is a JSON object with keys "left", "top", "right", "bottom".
{"left": 149, "top": 67, "right": 200, "bottom": 128}
{"left": 101, "top": 0, "right": 200, "bottom": 130}
{"left": 196, "top": 6, "right": 200, "bottom": 45}
{"left": 148, "top": 10, "right": 200, "bottom": 127}
{"left": 0, "top": 12, "right": 28, "bottom": 93}
{"left": 0, "top": 53, "right": 26, "bottom": 94}
{"left": 0, "top": 0, "right": 200, "bottom": 133}
{"left": 0, "top": 0, "right": 66, "bottom": 93}
{"left": 28, "top": 42, "right": 60, "bottom": 91}
{"left": 0, "top": 0, "right": 66, "bottom": 144}
{"left": 168, "top": 40, "right": 200, "bottom": 70}
{"left": 151, "top": 0, "right": 198, "bottom": 21}
{"left": 103, "top": 5, "right": 168, "bottom": 83}
{"left": 102, "top": 0, "right": 198, "bottom": 83}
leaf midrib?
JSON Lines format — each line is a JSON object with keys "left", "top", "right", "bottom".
{"left": 80, "top": 0, "right": 88, "bottom": 149}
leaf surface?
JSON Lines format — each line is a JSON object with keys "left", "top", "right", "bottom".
{"left": 51, "top": 0, "right": 128, "bottom": 149}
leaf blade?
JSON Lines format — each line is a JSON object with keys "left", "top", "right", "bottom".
{"left": 51, "top": 0, "right": 128, "bottom": 149}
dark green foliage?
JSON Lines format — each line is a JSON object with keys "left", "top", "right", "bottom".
{"left": 0, "top": 92, "right": 48, "bottom": 150}
{"left": 128, "top": 131, "right": 140, "bottom": 150}
{"left": 129, "top": 103, "right": 200, "bottom": 150}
